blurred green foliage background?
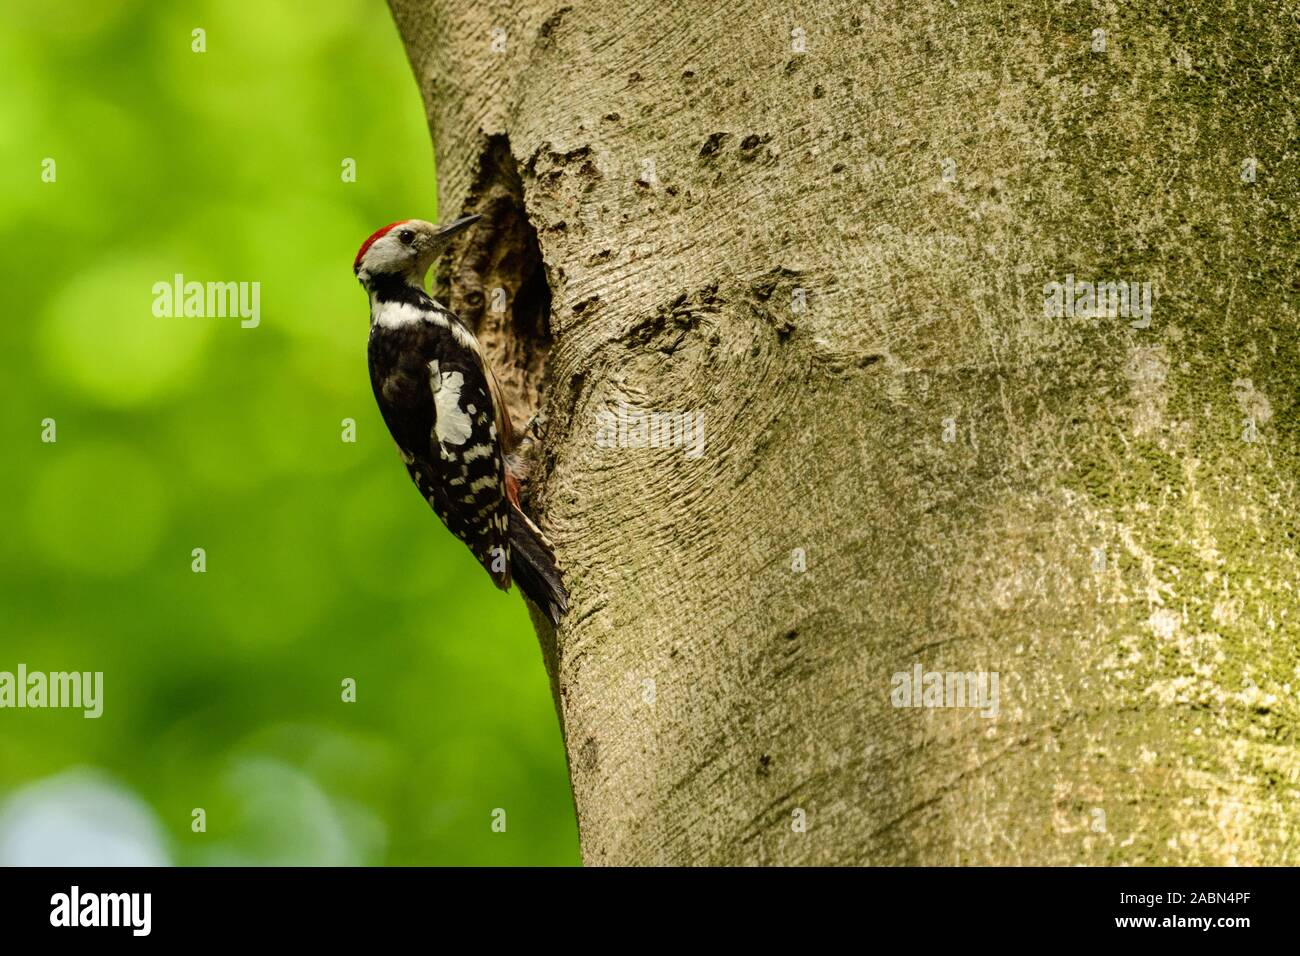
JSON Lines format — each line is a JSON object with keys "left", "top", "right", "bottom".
{"left": 0, "top": 0, "right": 579, "bottom": 865}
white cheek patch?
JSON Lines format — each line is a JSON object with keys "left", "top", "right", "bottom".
{"left": 430, "top": 366, "right": 474, "bottom": 446}
{"left": 362, "top": 233, "right": 415, "bottom": 277}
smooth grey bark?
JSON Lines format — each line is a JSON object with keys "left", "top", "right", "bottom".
{"left": 389, "top": 0, "right": 1299, "bottom": 865}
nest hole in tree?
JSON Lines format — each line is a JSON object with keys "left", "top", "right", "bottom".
{"left": 435, "top": 133, "right": 554, "bottom": 438}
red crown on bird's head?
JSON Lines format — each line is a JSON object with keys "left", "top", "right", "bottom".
{"left": 353, "top": 221, "right": 409, "bottom": 273}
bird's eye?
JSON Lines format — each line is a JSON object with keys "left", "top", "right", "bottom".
{"left": 398, "top": 229, "right": 415, "bottom": 245}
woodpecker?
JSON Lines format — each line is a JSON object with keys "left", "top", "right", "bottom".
{"left": 355, "top": 216, "right": 567, "bottom": 625}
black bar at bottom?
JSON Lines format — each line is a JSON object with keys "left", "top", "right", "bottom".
{"left": 0, "top": 866, "right": 1284, "bottom": 942}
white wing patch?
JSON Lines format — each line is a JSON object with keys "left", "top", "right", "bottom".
{"left": 429, "top": 363, "right": 474, "bottom": 446}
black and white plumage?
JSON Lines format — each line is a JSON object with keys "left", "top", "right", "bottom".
{"left": 355, "top": 217, "right": 567, "bottom": 625}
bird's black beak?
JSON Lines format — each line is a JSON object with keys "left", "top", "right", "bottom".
{"left": 436, "top": 214, "right": 481, "bottom": 239}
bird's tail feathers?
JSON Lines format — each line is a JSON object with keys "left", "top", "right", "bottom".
{"left": 509, "top": 505, "right": 568, "bottom": 626}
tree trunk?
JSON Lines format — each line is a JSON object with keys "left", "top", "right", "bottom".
{"left": 388, "top": 0, "right": 1298, "bottom": 865}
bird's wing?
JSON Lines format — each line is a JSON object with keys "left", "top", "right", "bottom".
{"left": 418, "top": 348, "right": 513, "bottom": 589}
{"left": 483, "top": 359, "right": 516, "bottom": 452}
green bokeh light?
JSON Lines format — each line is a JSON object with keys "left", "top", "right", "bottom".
{"left": 27, "top": 441, "right": 170, "bottom": 575}
{"left": 38, "top": 254, "right": 216, "bottom": 407}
